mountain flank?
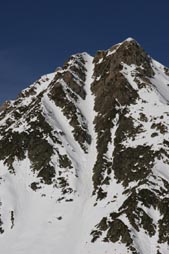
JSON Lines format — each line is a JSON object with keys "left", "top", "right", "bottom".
{"left": 0, "top": 38, "right": 169, "bottom": 254}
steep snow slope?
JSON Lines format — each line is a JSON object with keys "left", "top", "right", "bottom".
{"left": 0, "top": 38, "right": 169, "bottom": 254}
{"left": 0, "top": 53, "right": 98, "bottom": 254}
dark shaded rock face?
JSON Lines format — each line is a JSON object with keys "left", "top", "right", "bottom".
{"left": 91, "top": 39, "right": 155, "bottom": 198}
{"left": 0, "top": 38, "right": 169, "bottom": 254}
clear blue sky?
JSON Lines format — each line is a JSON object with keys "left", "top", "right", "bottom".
{"left": 0, "top": 0, "right": 169, "bottom": 104}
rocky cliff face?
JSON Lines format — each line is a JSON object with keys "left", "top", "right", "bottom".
{"left": 0, "top": 38, "right": 169, "bottom": 254}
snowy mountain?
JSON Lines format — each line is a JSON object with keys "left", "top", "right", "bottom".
{"left": 0, "top": 38, "right": 169, "bottom": 254}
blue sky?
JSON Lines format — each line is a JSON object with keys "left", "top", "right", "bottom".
{"left": 0, "top": 0, "right": 169, "bottom": 104}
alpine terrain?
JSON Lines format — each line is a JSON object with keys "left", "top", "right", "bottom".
{"left": 0, "top": 38, "right": 169, "bottom": 254}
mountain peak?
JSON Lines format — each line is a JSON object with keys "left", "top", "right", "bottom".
{"left": 124, "top": 37, "right": 136, "bottom": 42}
{"left": 0, "top": 40, "right": 169, "bottom": 254}
{"left": 122, "top": 37, "right": 139, "bottom": 44}
{"left": 93, "top": 37, "right": 154, "bottom": 80}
